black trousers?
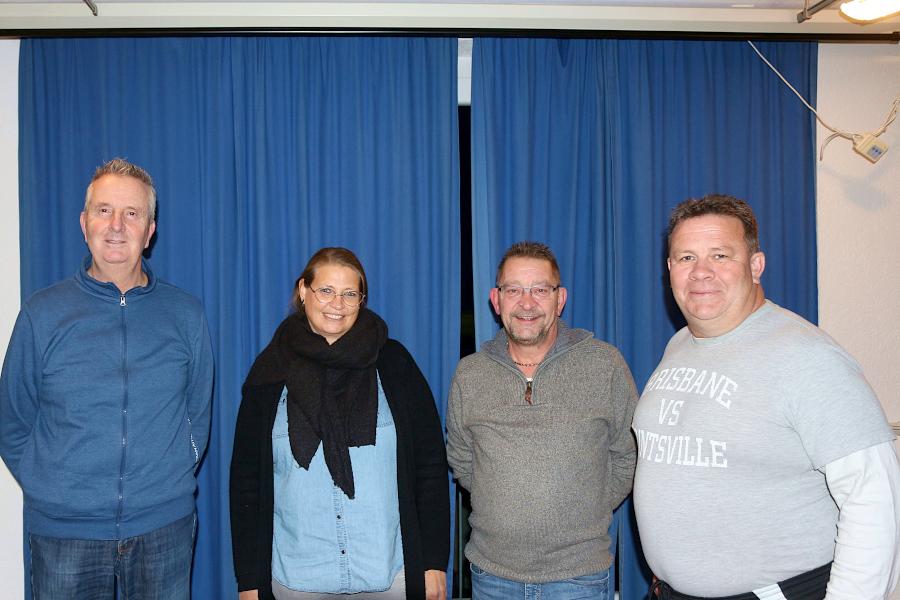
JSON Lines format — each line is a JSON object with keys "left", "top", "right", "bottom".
{"left": 651, "top": 562, "right": 832, "bottom": 600}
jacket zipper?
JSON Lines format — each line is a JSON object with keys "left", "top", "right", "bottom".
{"left": 115, "top": 293, "right": 128, "bottom": 536}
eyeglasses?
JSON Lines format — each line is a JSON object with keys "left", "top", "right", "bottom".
{"left": 310, "top": 287, "right": 364, "bottom": 308}
{"left": 496, "top": 284, "right": 559, "bottom": 301}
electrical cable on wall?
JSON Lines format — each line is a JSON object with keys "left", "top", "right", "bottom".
{"left": 748, "top": 40, "right": 899, "bottom": 163}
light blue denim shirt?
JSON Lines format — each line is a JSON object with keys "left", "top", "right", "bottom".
{"left": 271, "top": 376, "right": 403, "bottom": 593}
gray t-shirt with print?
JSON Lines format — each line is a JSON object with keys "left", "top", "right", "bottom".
{"left": 632, "top": 301, "right": 894, "bottom": 597}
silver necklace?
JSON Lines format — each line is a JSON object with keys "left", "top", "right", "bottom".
{"left": 511, "top": 359, "right": 540, "bottom": 367}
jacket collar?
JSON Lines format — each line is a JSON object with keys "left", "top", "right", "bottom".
{"left": 74, "top": 254, "right": 158, "bottom": 302}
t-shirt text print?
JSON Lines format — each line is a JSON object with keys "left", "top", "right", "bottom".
{"left": 634, "top": 367, "right": 736, "bottom": 469}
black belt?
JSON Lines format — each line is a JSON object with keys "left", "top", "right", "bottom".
{"left": 650, "top": 562, "right": 832, "bottom": 600}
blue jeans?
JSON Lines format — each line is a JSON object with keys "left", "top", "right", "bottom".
{"left": 471, "top": 563, "right": 611, "bottom": 600}
{"left": 30, "top": 512, "right": 196, "bottom": 600}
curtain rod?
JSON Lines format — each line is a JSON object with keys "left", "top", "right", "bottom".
{"left": 2, "top": 27, "right": 898, "bottom": 42}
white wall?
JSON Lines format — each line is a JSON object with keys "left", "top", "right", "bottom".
{"left": 0, "top": 39, "right": 898, "bottom": 600}
{"left": 816, "top": 45, "right": 900, "bottom": 597}
{"left": 0, "top": 39, "right": 23, "bottom": 600}
{"left": 817, "top": 42, "right": 900, "bottom": 424}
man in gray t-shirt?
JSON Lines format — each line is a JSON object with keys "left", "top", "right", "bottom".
{"left": 632, "top": 194, "right": 899, "bottom": 600}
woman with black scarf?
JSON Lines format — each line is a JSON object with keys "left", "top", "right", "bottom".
{"left": 230, "top": 247, "right": 449, "bottom": 600}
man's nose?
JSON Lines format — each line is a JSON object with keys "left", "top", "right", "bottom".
{"left": 518, "top": 291, "right": 538, "bottom": 307}
{"left": 689, "top": 259, "right": 713, "bottom": 279}
{"left": 109, "top": 211, "right": 125, "bottom": 231}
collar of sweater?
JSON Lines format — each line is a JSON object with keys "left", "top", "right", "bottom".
{"left": 482, "top": 320, "right": 593, "bottom": 369}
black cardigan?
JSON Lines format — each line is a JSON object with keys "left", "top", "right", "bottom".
{"left": 230, "top": 339, "right": 450, "bottom": 600}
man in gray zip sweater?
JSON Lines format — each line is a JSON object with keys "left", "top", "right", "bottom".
{"left": 447, "top": 241, "right": 637, "bottom": 599}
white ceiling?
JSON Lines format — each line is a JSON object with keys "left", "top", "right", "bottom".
{"left": 0, "top": 0, "right": 826, "bottom": 5}
{"left": 0, "top": 0, "right": 897, "bottom": 36}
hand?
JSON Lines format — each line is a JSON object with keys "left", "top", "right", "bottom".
{"left": 424, "top": 569, "right": 446, "bottom": 600}
{"left": 238, "top": 591, "right": 259, "bottom": 600}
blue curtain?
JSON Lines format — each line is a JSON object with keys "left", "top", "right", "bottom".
{"left": 19, "top": 36, "right": 459, "bottom": 599}
{"left": 471, "top": 38, "right": 817, "bottom": 599}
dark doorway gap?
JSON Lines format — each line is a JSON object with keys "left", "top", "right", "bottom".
{"left": 454, "top": 104, "right": 474, "bottom": 599}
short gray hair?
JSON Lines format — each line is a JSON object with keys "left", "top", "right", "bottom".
{"left": 84, "top": 158, "right": 156, "bottom": 221}
{"left": 495, "top": 241, "right": 561, "bottom": 286}
{"left": 668, "top": 194, "right": 759, "bottom": 254}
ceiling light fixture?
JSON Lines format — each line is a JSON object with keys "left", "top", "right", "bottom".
{"left": 797, "top": 0, "right": 839, "bottom": 23}
{"left": 840, "top": 0, "right": 900, "bottom": 21}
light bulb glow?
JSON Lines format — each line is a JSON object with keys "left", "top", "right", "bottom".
{"left": 840, "top": 0, "right": 900, "bottom": 22}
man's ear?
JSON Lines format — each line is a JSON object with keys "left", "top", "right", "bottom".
{"left": 556, "top": 286, "right": 568, "bottom": 316}
{"left": 750, "top": 251, "right": 765, "bottom": 284}
{"left": 143, "top": 220, "right": 156, "bottom": 250}
{"left": 80, "top": 211, "right": 88, "bottom": 243}
{"left": 489, "top": 286, "right": 501, "bottom": 315}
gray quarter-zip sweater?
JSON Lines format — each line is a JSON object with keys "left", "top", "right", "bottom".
{"left": 447, "top": 321, "right": 637, "bottom": 582}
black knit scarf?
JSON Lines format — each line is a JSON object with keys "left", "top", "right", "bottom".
{"left": 245, "top": 309, "right": 388, "bottom": 499}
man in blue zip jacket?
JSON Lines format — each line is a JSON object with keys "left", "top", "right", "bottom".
{"left": 0, "top": 158, "right": 214, "bottom": 599}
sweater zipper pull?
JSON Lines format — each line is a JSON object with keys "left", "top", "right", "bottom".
{"left": 120, "top": 294, "right": 126, "bottom": 307}
{"left": 524, "top": 379, "right": 533, "bottom": 405}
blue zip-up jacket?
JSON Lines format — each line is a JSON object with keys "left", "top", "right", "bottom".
{"left": 0, "top": 256, "right": 214, "bottom": 539}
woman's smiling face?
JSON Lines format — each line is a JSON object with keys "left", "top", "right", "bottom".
{"left": 298, "top": 264, "right": 363, "bottom": 344}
